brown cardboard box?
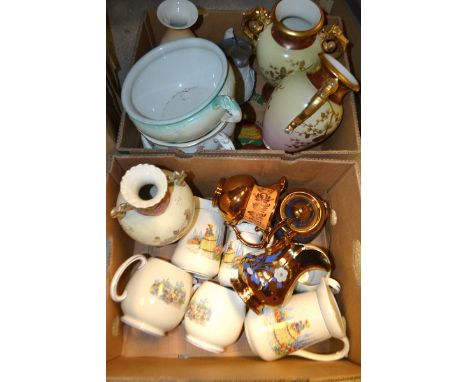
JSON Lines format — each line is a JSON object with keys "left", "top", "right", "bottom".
{"left": 106, "top": 154, "right": 361, "bottom": 380}
{"left": 116, "top": 9, "right": 360, "bottom": 159}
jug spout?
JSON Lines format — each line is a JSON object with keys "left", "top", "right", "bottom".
{"left": 232, "top": 243, "right": 331, "bottom": 314}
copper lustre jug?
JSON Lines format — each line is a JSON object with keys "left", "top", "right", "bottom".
{"left": 232, "top": 243, "right": 332, "bottom": 314}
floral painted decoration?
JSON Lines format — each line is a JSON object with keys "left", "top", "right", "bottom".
{"left": 150, "top": 278, "right": 186, "bottom": 306}
{"left": 186, "top": 298, "right": 212, "bottom": 325}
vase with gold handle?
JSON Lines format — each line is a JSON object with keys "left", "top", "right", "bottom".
{"left": 262, "top": 53, "right": 359, "bottom": 152}
{"left": 242, "top": 0, "right": 348, "bottom": 86}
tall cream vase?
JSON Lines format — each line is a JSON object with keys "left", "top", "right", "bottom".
{"left": 242, "top": 0, "right": 348, "bottom": 86}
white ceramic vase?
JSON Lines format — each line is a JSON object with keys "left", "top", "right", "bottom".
{"left": 157, "top": 0, "right": 198, "bottom": 44}
{"left": 111, "top": 164, "right": 195, "bottom": 246}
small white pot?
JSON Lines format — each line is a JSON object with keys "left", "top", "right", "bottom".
{"left": 184, "top": 281, "right": 246, "bottom": 353}
{"left": 122, "top": 38, "right": 242, "bottom": 143}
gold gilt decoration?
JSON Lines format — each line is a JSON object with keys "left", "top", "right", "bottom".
{"left": 319, "top": 24, "right": 349, "bottom": 57}
{"left": 242, "top": 6, "right": 272, "bottom": 43}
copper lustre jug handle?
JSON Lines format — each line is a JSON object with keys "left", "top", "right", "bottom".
{"left": 242, "top": 6, "right": 272, "bottom": 43}
{"left": 319, "top": 24, "right": 349, "bottom": 58}
{"left": 285, "top": 77, "right": 339, "bottom": 134}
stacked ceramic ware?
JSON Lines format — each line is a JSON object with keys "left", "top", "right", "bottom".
{"left": 110, "top": 163, "right": 349, "bottom": 361}
{"left": 120, "top": 0, "right": 359, "bottom": 154}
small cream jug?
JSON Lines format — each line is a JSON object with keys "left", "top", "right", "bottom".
{"left": 110, "top": 164, "right": 195, "bottom": 246}
{"left": 262, "top": 53, "right": 360, "bottom": 152}
{"left": 110, "top": 255, "right": 194, "bottom": 336}
{"left": 242, "top": 0, "right": 348, "bottom": 86}
{"left": 244, "top": 278, "right": 349, "bottom": 361}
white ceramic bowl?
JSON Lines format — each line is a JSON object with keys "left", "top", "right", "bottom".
{"left": 122, "top": 38, "right": 242, "bottom": 143}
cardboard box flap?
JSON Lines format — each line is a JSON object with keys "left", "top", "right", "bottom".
{"left": 107, "top": 356, "right": 361, "bottom": 381}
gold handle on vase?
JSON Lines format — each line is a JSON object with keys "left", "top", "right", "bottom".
{"left": 285, "top": 77, "right": 339, "bottom": 134}
{"left": 242, "top": 6, "right": 272, "bottom": 43}
{"left": 110, "top": 202, "right": 135, "bottom": 219}
{"left": 319, "top": 24, "right": 349, "bottom": 57}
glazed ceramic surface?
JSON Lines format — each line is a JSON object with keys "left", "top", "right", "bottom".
{"left": 171, "top": 197, "right": 226, "bottom": 279}
{"left": 295, "top": 269, "right": 341, "bottom": 293}
{"left": 256, "top": 22, "right": 324, "bottom": 86}
{"left": 232, "top": 243, "right": 331, "bottom": 314}
{"left": 140, "top": 122, "right": 236, "bottom": 153}
{"left": 244, "top": 278, "right": 349, "bottom": 361}
{"left": 243, "top": 0, "right": 347, "bottom": 86}
{"left": 113, "top": 164, "right": 195, "bottom": 246}
{"left": 262, "top": 54, "right": 359, "bottom": 152}
{"left": 110, "top": 255, "right": 194, "bottom": 336}
{"left": 122, "top": 38, "right": 241, "bottom": 143}
{"left": 218, "top": 223, "right": 263, "bottom": 288}
{"left": 157, "top": 0, "right": 198, "bottom": 44}
{"left": 184, "top": 281, "right": 246, "bottom": 353}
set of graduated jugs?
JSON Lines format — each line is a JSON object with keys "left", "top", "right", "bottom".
{"left": 109, "top": 163, "right": 349, "bottom": 361}
{"left": 242, "top": 0, "right": 360, "bottom": 152}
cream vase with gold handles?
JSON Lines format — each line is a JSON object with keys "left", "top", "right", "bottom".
{"left": 262, "top": 53, "right": 359, "bottom": 152}
{"left": 242, "top": 0, "right": 348, "bottom": 86}
{"left": 244, "top": 278, "right": 349, "bottom": 361}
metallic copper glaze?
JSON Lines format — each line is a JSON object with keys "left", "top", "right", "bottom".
{"left": 232, "top": 243, "right": 331, "bottom": 314}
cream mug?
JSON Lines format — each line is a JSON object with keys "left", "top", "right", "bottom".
{"left": 184, "top": 281, "right": 246, "bottom": 353}
{"left": 218, "top": 223, "right": 263, "bottom": 287}
{"left": 110, "top": 254, "right": 194, "bottom": 336}
{"left": 244, "top": 278, "right": 349, "bottom": 361}
{"left": 295, "top": 268, "right": 341, "bottom": 294}
{"left": 171, "top": 197, "right": 226, "bottom": 279}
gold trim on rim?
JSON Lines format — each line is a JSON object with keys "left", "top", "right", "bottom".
{"left": 279, "top": 191, "right": 328, "bottom": 234}
{"left": 272, "top": 0, "right": 325, "bottom": 39}
{"left": 320, "top": 53, "right": 360, "bottom": 92}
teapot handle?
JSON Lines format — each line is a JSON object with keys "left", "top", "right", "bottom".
{"left": 284, "top": 77, "right": 339, "bottom": 134}
{"left": 319, "top": 24, "right": 349, "bottom": 58}
{"left": 292, "top": 336, "right": 350, "bottom": 361}
{"left": 110, "top": 254, "right": 147, "bottom": 303}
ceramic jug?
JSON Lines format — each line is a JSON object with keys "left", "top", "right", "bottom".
{"left": 212, "top": 174, "right": 287, "bottom": 248}
{"left": 110, "top": 164, "right": 195, "bottom": 246}
{"left": 244, "top": 278, "right": 349, "bottom": 361}
{"left": 262, "top": 53, "right": 360, "bottom": 152}
{"left": 242, "top": 0, "right": 348, "bottom": 86}
{"left": 231, "top": 243, "right": 332, "bottom": 314}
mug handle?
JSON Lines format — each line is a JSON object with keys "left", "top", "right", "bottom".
{"left": 327, "top": 278, "right": 341, "bottom": 294}
{"left": 110, "top": 254, "right": 147, "bottom": 303}
{"left": 292, "top": 336, "right": 350, "bottom": 361}
{"left": 284, "top": 77, "right": 339, "bottom": 134}
{"left": 214, "top": 132, "right": 235, "bottom": 150}
{"left": 212, "top": 95, "right": 242, "bottom": 123}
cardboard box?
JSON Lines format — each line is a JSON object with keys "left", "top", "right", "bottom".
{"left": 106, "top": 154, "right": 361, "bottom": 380}
{"left": 116, "top": 9, "right": 360, "bottom": 159}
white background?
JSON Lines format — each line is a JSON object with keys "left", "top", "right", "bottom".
{"left": 0, "top": 0, "right": 467, "bottom": 380}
